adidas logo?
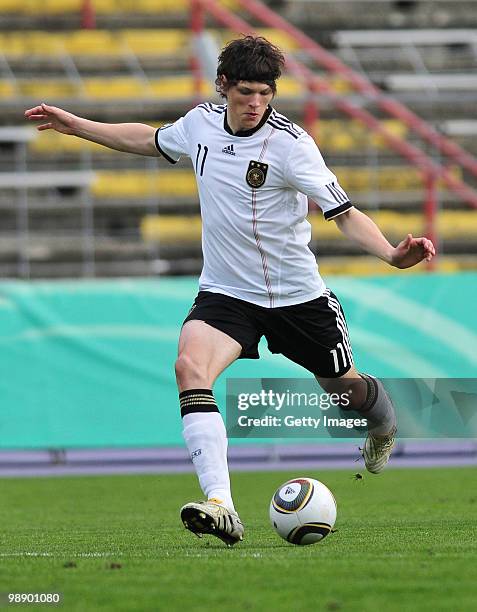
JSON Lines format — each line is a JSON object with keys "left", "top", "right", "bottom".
{"left": 285, "top": 487, "right": 295, "bottom": 495}
{"left": 222, "top": 144, "right": 236, "bottom": 156}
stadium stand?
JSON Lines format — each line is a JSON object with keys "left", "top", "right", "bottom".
{"left": 1, "top": 0, "right": 476, "bottom": 277}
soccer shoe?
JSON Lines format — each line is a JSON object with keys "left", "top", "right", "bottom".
{"left": 180, "top": 500, "right": 244, "bottom": 547}
{"left": 362, "top": 427, "right": 397, "bottom": 474}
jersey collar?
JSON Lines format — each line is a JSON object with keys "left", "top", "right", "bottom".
{"left": 224, "top": 105, "right": 273, "bottom": 137}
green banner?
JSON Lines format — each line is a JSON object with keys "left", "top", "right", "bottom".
{"left": 0, "top": 273, "right": 476, "bottom": 449}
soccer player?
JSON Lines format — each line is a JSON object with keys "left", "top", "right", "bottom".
{"left": 25, "top": 36, "right": 435, "bottom": 548}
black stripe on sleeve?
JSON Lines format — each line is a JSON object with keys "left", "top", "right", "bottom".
{"left": 331, "top": 181, "right": 348, "bottom": 201}
{"left": 324, "top": 202, "right": 353, "bottom": 220}
{"left": 325, "top": 183, "right": 347, "bottom": 204}
{"left": 154, "top": 128, "right": 179, "bottom": 164}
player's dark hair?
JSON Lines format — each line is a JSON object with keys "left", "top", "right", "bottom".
{"left": 215, "top": 36, "right": 285, "bottom": 97}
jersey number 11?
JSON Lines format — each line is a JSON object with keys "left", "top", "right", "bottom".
{"left": 195, "top": 144, "right": 209, "bottom": 177}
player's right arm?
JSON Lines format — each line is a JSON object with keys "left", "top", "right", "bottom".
{"left": 24, "top": 103, "right": 160, "bottom": 157}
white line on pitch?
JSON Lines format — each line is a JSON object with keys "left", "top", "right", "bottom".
{"left": 0, "top": 552, "right": 122, "bottom": 557}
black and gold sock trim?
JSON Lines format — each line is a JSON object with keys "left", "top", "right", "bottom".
{"left": 180, "top": 388, "right": 219, "bottom": 417}
{"left": 359, "top": 373, "right": 378, "bottom": 413}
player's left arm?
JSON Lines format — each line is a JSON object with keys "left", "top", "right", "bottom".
{"left": 333, "top": 207, "right": 436, "bottom": 268}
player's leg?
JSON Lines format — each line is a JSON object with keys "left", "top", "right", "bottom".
{"left": 176, "top": 319, "right": 245, "bottom": 546}
{"left": 176, "top": 319, "right": 241, "bottom": 390}
{"left": 263, "top": 289, "right": 396, "bottom": 473}
{"left": 316, "top": 366, "right": 397, "bottom": 474}
{"left": 176, "top": 319, "right": 241, "bottom": 511}
{"left": 316, "top": 366, "right": 397, "bottom": 437}
{"left": 175, "top": 293, "right": 261, "bottom": 546}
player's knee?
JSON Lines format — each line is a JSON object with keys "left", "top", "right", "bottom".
{"left": 175, "top": 353, "right": 207, "bottom": 388}
{"left": 318, "top": 374, "right": 367, "bottom": 410}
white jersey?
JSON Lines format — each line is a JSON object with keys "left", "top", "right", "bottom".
{"left": 155, "top": 103, "right": 353, "bottom": 308}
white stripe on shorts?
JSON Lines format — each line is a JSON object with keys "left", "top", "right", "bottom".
{"left": 323, "top": 289, "right": 353, "bottom": 367}
{"left": 326, "top": 295, "right": 353, "bottom": 364}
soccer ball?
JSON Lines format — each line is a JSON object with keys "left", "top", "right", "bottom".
{"left": 269, "top": 477, "right": 337, "bottom": 545}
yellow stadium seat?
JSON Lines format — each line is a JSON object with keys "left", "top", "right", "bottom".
{"left": 84, "top": 78, "right": 149, "bottom": 98}
{"left": 0, "top": 0, "right": 23, "bottom": 11}
{"left": 313, "top": 120, "right": 409, "bottom": 152}
{"left": 30, "top": 131, "right": 106, "bottom": 154}
{"left": 136, "top": 0, "right": 188, "bottom": 11}
{"left": 141, "top": 215, "right": 202, "bottom": 243}
{"left": 157, "top": 171, "right": 198, "bottom": 196}
{"left": 0, "top": 0, "right": 172, "bottom": 15}
{"left": 275, "top": 76, "right": 303, "bottom": 97}
{"left": 0, "top": 29, "right": 190, "bottom": 57}
{"left": 0, "top": 31, "right": 122, "bottom": 56}
{"left": 437, "top": 210, "right": 477, "bottom": 237}
{"left": 86, "top": 0, "right": 116, "bottom": 13}
{"left": 93, "top": 172, "right": 154, "bottom": 198}
{"left": 120, "top": 29, "right": 188, "bottom": 55}
{"left": 9, "top": 75, "right": 196, "bottom": 101}
{"left": 92, "top": 170, "right": 197, "bottom": 198}
{"left": 372, "top": 120, "right": 408, "bottom": 147}
{"left": 18, "top": 80, "right": 80, "bottom": 98}
{"left": 64, "top": 30, "right": 121, "bottom": 55}
{"left": 3, "top": 0, "right": 238, "bottom": 15}
{"left": 0, "top": 81, "right": 15, "bottom": 98}
{"left": 310, "top": 210, "right": 477, "bottom": 241}
{"left": 150, "top": 77, "right": 214, "bottom": 99}
{"left": 332, "top": 165, "right": 461, "bottom": 192}
{"left": 94, "top": 0, "right": 189, "bottom": 13}
{"left": 0, "top": 34, "right": 25, "bottom": 55}
{"left": 326, "top": 130, "right": 356, "bottom": 152}
{"left": 38, "top": 0, "right": 82, "bottom": 15}
{"left": 24, "top": 32, "right": 65, "bottom": 54}
{"left": 331, "top": 167, "right": 371, "bottom": 192}
{"left": 0, "top": 32, "right": 62, "bottom": 55}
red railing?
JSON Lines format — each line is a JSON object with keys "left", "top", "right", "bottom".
{"left": 81, "top": 0, "right": 96, "bottom": 29}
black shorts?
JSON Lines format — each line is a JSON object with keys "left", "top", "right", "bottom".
{"left": 183, "top": 290, "right": 353, "bottom": 378}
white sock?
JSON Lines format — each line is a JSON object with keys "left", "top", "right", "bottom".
{"left": 182, "top": 411, "right": 236, "bottom": 512}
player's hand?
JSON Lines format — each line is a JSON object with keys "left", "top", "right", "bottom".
{"left": 390, "top": 233, "right": 436, "bottom": 268}
{"left": 24, "top": 103, "right": 77, "bottom": 135}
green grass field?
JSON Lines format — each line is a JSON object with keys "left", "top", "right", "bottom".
{"left": 1, "top": 467, "right": 476, "bottom": 611}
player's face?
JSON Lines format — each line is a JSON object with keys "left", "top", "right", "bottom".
{"left": 226, "top": 81, "right": 274, "bottom": 132}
